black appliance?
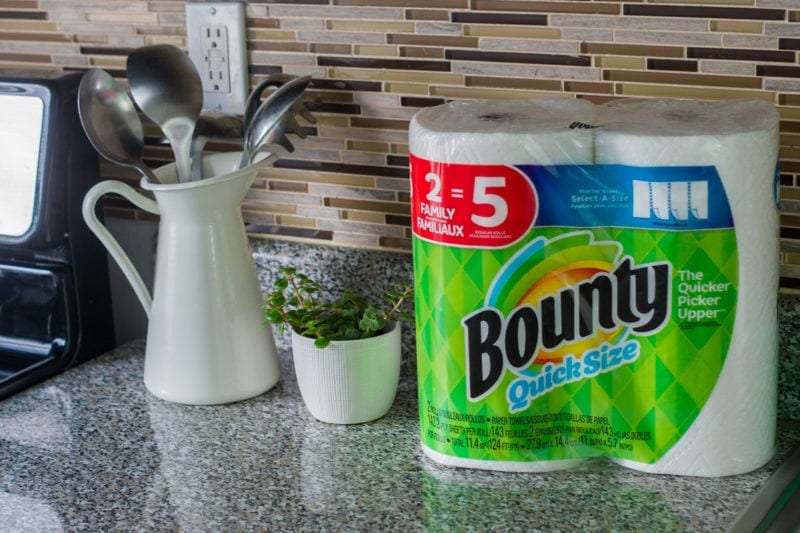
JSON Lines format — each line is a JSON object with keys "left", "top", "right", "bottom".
{"left": 0, "top": 69, "right": 115, "bottom": 399}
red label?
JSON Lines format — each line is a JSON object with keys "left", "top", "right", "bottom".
{"left": 410, "top": 154, "right": 537, "bottom": 248}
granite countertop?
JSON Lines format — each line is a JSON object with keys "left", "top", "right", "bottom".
{"left": 1, "top": 339, "right": 798, "bottom": 532}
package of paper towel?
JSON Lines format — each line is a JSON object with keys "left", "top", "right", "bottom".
{"left": 410, "top": 97, "right": 780, "bottom": 477}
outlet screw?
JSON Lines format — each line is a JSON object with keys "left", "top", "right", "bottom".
{"left": 209, "top": 8, "right": 216, "bottom": 15}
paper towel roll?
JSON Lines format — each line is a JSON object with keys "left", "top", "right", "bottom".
{"left": 596, "top": 99, "right": 780, "bottom": 476}
{"left": 409, "top": 98, "right": 596, "bottom": 165}
{"left": 411, "top": 99, "right": 596, "bottom": 473}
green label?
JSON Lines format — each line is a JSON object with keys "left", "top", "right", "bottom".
{"left": 412, "top": 161, "right": 737, "bottom": 464}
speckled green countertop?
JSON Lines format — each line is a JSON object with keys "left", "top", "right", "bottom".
{"left": 2, "top": 241, "right": 799, "bottom": 531}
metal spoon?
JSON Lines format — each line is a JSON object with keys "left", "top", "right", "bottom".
{"left": 77, "top": 68, "right": 160, "bottom": 184}
{"left": 243, "top": 73, "right": 316, "bottom": 138}
{"left": 126, "top": 44, "right": 203, "bottom": 183}
{"left": 240, "top": 75, "right": 312, "bottom": 168}
{"left": 189, "top": 111, "right": 244, "bottom": 180}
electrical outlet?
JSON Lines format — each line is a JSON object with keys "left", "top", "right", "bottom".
{"left": 202, "top": 25, "right": 231, "bottom": 93}
{"left": 186, "top": 2, "right": 248, "bottom": 114}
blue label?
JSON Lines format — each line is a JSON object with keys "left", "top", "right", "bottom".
{"left": 517, "top": 164, "right": 733, "bottom": 230}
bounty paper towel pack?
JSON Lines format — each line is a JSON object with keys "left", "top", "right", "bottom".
{"left": 410, "top": 98, "right": 780, "bottom": 477}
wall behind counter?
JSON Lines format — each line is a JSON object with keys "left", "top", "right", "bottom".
{"left": 1, "top": 0, "right": 799, "bottom": 292}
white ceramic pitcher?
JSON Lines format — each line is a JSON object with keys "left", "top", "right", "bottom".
{"left": 82, "top": 152, "right": 281, "bottom": 405}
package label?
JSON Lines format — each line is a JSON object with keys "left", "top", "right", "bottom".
{"left": 411, "top": 154, "right": 737, "bottom": 463}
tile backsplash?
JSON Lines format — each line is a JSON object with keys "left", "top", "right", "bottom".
{"left": 2, "top": 0, "right": 799, "bottom": 292}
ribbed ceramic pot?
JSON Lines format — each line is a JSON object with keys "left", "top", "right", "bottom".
{"left": 291, "top": 322, "right": 401, "bottom": 424}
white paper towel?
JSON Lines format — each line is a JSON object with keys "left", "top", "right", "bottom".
{"left": 409, "top": 98, "right": 596, "bottom": 166}
{"left": 411, "top": 98, "right": 596, "bottom": 473}
{"left": 596, "top": 98, "right": 780, "bottom": 477}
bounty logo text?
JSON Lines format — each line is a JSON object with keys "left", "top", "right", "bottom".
{"left": 462, "top": 233, "right": 671, "bottom": 410}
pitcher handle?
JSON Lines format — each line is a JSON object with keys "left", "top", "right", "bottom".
{"left": 82, "top": 180, "right": 159, "bottom": 318}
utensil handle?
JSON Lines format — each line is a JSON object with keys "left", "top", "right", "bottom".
{"left": 190, "top": 137, "right": 207, "bottom": 181}
{"left": 82, "top": 180, "right": 159, "bottom": 318}
{"left": 238, "top": 150, "right": 251, "bottom": 170}
{"left": 174, "top": 136, "right": 193, "bottom": 183}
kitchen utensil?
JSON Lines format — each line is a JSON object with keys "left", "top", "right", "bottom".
{"left": 243, "top": 73, "right": 316, "bottom": 130}
{"left": 190, "top": 111, "right": 244, "bottom": 180}
{"left": 126, "top": 44, "right": 203, "bottom": 183}
{"left": 81, "top": 151, "right": 281, "bottom": 404}
{"left": 240, "top": 75, "right": 312, "bottom": 168}
{"left": 243, "top": 73, "right": 294, "bottom": 129}
{"left": 77, "top": 68, "right": 160, "bottom": 184}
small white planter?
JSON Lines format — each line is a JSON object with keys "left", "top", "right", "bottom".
{"left": 291, "top": 322, "right": 401, "bottom": 424}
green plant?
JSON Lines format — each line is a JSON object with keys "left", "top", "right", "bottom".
{"left": 263, "top": 266, "right": 413, "bottom": 349}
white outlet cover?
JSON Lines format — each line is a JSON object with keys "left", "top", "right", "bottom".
{"left": 186, "top": 2, "right": 248, "bottom": 114}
